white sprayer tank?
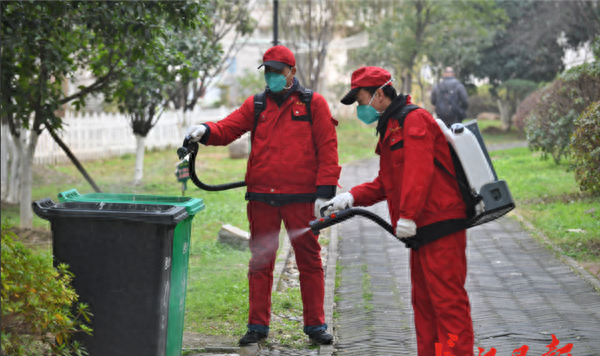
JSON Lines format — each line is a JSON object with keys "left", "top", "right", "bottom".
{"left": 435, "top": 119, "right": 495, "bottom": 194}
{"left": 435, "top": 119, "right": 516, "bottom": 226}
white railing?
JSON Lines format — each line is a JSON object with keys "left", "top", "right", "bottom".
{"left": 22, "top": 102, "right": 355, "bottom": 165}
{"left": 33, "top": 106, "right": 234, "bottom": 165}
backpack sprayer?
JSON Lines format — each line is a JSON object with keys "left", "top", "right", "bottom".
{"left": 308, "top": 119, "right": 515, "bottom": 249}
{"left": 177, "top": 136, "right": 246, "bottom": 191}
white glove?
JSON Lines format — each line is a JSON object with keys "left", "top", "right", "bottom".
{"left": 323, "top": 192, "right": 354, "bottom": 215}
{"left": 314, "top": 198, "right": 329, "bottom": 218}
{"left": 395, "top": 218, "right": 417, "bottom": 238}
{"left": 186, "top": 125, "right": 207, "bottom": 143}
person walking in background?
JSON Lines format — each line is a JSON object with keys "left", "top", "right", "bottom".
{"left": 185, "top": 45, "right": 340, "bottom": 346}
{"left": 431, "top": 67, "right": 469, "bottom": 126}
{"left": 326, "top": 66, "right": 474, "bottom": 356}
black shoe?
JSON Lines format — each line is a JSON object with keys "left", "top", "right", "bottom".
{"left": 309, "top": 330, "right": 333, "bottom": 345}
{"left": 239, "top": 330, "right": 268, "bottom": 346}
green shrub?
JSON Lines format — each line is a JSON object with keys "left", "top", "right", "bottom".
{"left": 525, "top": 61, "right": 600, "bottom": 163}
{"left": 570, "top": 102, "right": 600, "bottom": 195}
{"left": 1, "top": 220, "right": 92, "bottom": 356}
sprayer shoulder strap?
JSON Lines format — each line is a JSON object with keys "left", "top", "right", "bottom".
{"left": 434, "top": 156, "right": 468, "bottom": 191}
{"left": 297, "top": 86, "right": 314, "bottom": 125}
{"left": 394, "top": 104, "right": 460, "bottom": 186}
{"left": 253, "top": 91, "right": 267, "bottom": 134}
{"left": 252, "top": 87, "right": 314, "bottom": 140}
{"left": 433, "top": 146, "right": 482, "bottom": 202}
{"left": 394, "top": 104, "right": 421, "bottom": 127}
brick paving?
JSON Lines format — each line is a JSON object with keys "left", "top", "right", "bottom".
{"left": 333, "top": 156, "right": 600, "bottom": 355}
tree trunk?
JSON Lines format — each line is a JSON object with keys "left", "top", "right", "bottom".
{"left": 6, "top": 128, "right": 23, "bottom": 204}
{"left": 133, "top": 134, "right": 146, "bottom": 185}
{"left": 404, "top": 70, "right": 412, "bottom": 94}
{"left": 414, "top": 73, "right": 426, "bottom": 107}
{"left": 497, "top": 99, "right": 512, "bottom": 131}
{"left": 19, "top": 130, "right": 39, "bottom": 229}
{"left": 1, "top": 124, "right": 7, "bottom": 201}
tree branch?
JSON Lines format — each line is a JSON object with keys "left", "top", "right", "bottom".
{"left": 58, "top": 56, "right": 124, "bottom": 105}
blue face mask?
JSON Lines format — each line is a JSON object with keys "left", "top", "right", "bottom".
{"left": 265, "top": 69, "right": 292, "bottom": 93}
{"left": 355, "top": 78, "right": 394, "bottom": 125}
{"left": 356, "top": 104, "right": 381, "bottom": 125}
{"left": 356, "top": 93, "right": 382, "bottom": 125}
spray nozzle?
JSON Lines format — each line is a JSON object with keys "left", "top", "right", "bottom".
{"left": 177, "top": 135, "right": 198, "bottom": 161}
{"left": 311, "top": 211, "right": 349, "bottom": 235}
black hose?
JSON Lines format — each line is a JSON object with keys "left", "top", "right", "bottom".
{"left": 310, "top": 205, "right": 407, "bottom": 245}
{"left": 177, "top": 136, "right": 246, "bottom": 191}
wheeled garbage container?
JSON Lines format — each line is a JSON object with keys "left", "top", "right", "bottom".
{"left": 33, "top": 196, "right": 202, "bottom": 356}
{"left": 56, "top": 189, "right": 205, "bottom": 356}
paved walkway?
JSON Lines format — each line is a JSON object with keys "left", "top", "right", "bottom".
{"left": 333, "top": 156, "right": 600, "bottom": 355}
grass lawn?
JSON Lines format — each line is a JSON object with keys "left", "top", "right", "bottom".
{"left": 2, "top": 115, "right": 597, "bottom": 349}
{"left": 491, "top": 147, "right": 600, "bottom": 262}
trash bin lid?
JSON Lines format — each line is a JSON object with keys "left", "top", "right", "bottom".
{"left": 33, "top": 198, "right": 189, "bottom": 226}
{"left": 58, "top": 189, "right": 205, "bottom": 216}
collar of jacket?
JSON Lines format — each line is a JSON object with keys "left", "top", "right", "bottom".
{"left": 266, "top": 77, "right": 300, "bottom": 105}
{"left": 376, "top": 93, "right": 409, "bottom": 143}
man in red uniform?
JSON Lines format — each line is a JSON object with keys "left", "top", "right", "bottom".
{"left": 326, "top": 66, "right": 474, "bottom": 355}
{"left": 186, "top": 46, "right": 340, "bottom": 346}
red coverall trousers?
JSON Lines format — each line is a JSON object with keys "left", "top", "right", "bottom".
{"left": 411, "top": 230, "right": 474, "bottom": 356}
{"left": 247, "top": 201, "right": 325, "bottom": 327}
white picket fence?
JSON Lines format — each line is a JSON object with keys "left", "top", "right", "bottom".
{"left": 33, "top": 106, "right": 234, "bottom": 165}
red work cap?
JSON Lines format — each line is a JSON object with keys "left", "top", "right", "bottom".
{"left": 341, "top": 66, "right": 393, "bottom": 105}
{"left": 258, "top": 45, "right": 296, "bottom": 71}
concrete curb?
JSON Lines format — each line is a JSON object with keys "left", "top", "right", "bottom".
{"left": 512, "top": 211, "right": 600, "bottom": 292}
{"left": 182, "top": 346, "right": 241, "bottom": 354}
{"left": 319, "top": 223, "right": 339, "bottom": 356}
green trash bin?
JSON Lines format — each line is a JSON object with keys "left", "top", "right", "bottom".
{"left": 58, "top": 189, "right": 205, "bottom": 356}
{"left": 33, "top": 199, "right": 188, "bottom": 356}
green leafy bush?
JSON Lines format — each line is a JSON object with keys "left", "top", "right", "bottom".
{"left": 525, "top": 61, "right": 600, "bottom": 163}
{"left": 1, "top": 220, "right": 92, "bottom": 356}
{"left": 570, "top": 102, "right": 600, "bottom": 195}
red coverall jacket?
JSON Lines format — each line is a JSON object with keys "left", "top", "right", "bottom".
{"left": 200, "top": 83, "right": 341, "bottom": 203}
{"left": 350, "top": 95, "right": 466, "bottom": 249}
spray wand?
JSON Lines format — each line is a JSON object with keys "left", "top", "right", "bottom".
{"left": 309, "top": 205, "right": 408, "bottom": 246}
{"left": 177, "top": 138, "right": 404, "bottom": 246}
{"left": 177, "top": 136, "right": 246, "bottom": 191}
